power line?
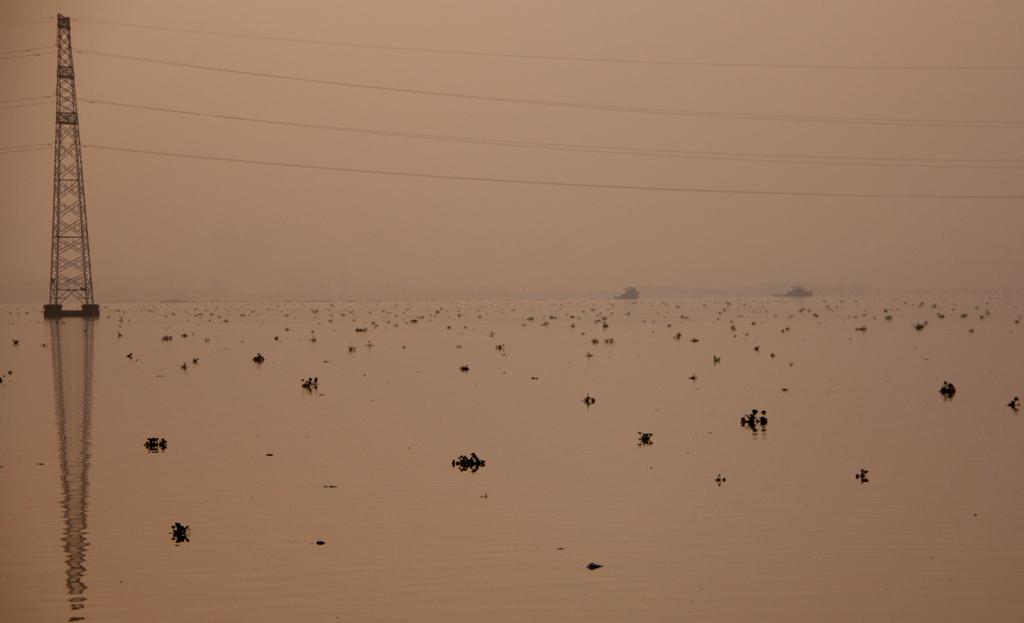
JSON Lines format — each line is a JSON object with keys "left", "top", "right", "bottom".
{"left": 82, "top": 99, "right": 1024, "bottom": 170}
{"left": 75, "top": 49, "right": 1024, "bottom": 129}
{"left": 0, "top": 100, "right": 53, "bottom": 110}
{"left": 0, "top": 143, "right": 51, "bottom": 154}
{"left": 72, "top": 17, "right": 1024, "bottom": 71}
{"left": 0, "top": 49, "right": 55, "bottom": 61}
{"left": 0, "top": 17, "right": 53, "bottom": 28}
{"left": 0, "top": 46, "right": 54, "bottom": 55}
{"left": 0, "top": 144, "right": 50, "bottom": 156}
{"left": 0, "top": 95, "right": 52, "bottom": 105}
{"left": 82, "top": 144, "right": 1024, "bottom": 199}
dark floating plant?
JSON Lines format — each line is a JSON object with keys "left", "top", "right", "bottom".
{"left": 940, "top": 381, "right": 956, "bottom": 399}
{"left": 638, "top": 432, "right": 653, "bottom": 446}
{"left": 452, "top": 453, "right": 485, "bottom": 472}
{"left": 582, "top": 394, "right": 596, "bottom": 406}
{"left": 302, "top": 377, "right": 318, "bottom": 391}
{"left": 144, "top": 437, "right": 167, "bottom": 453}
{"left": 855, "top": 469, "right": 869, "bottom": 483}
{"left": 741, "top": 409, "right": 768, "bottom": 432}
{"left": 170, "top": 522, "right": 190, "bottom": 544}
{"left": 252, "top": 353, "right": 265, "bottom": 363}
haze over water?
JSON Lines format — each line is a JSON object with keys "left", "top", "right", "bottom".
{"left": 2, "top": 2, "right": 1024, "bottom": 301}
{"left": 2, "top": 294, "right": 1023, "bottom": 622}
{"left": 3, "top": 3, "right": 1024, "bottom": 620}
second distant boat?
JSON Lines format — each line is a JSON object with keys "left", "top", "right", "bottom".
{"left": 777, "top": 286, "right": 812, "bottom": 297}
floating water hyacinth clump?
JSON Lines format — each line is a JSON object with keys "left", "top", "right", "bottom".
{"left": 170, "top": 522, "right": 190, "bottom": 544}
{"left": 741, "top": 409, "right": 768, "bottom": 432}
{"left": 452, "top": 453, "right": 485, "bottom": 472}
{"left": 940, "top": 381, "right": 956, "bottom": 399}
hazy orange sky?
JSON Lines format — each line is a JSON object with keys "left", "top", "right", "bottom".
{"left": 2, "top": 1, "right": 1023, "bottom": 300}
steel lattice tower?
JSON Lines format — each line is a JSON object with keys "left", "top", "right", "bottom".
{"left": 45, "top": 14, "right": 98, "bottom": 319}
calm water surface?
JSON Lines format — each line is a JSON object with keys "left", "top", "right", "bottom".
{"left": 2, "top": 295, "right": 1023, "bottom": 622}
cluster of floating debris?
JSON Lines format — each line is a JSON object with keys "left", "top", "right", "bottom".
{"left": 452, "top": 453, "right": 485, "bottom": 472}
{"left": 144, "top": 437, "right": 167, "bottom": 453}
{"left": 741, "top": 409, "right": 768, "bottom": 432}
{"left": 54, "top": 296, "right": 1021, "bottom": 564}
{"left": 940, "top": 381, "right": 956, "bottom": 399}
{"left": 170, "top": 522, "right": 190, "bottom": 544}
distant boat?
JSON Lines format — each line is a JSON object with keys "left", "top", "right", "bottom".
{"left": 615, "top": 287, "right": 639, "bottom": 300}
{"left": 777, "top": 286, "right": 812, "bottom": 298}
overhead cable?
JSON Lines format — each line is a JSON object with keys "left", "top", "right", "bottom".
{"left": 0, "top": 17, "right": 53, "bottom": 28}
{"left": 0, "top": 45, "right": 54, "bottom": 55}
{"left": 0, "top": 49, "right": 55, "bottom": 61}
{"left": 0, "top": 143, "right": 51, "bottom": 154}
{"left": 82, "top": 144, "right": 1024, "bottom": 199}
{"left": 0, "top": 100, "right": 54, "bottom": 110}
{"left": 72, "top": 17, "right": 1024, "bottom": 71}
{"left": 75, "top": 50, "right": 1024, "bottom": 128}
{"left": 0, "top": 95, "right": 53, "bottom": 105}
{"left": 82, "top": 99, "right": 1024, "bottom": 170}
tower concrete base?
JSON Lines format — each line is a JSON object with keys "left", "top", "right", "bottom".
{"left": 44, "top": 304, "right": 100, "bottom": 318}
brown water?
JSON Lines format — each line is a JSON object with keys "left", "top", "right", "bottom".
{"left": 2, "top": 295, "right": 1023, "bottom": 622}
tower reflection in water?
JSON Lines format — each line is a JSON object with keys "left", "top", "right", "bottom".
{"left": 50, "top": 318, "right": 94, "bottom": 619}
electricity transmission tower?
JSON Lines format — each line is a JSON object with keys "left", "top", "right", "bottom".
{"left": 45, "top": 14, "right": 99, "bottom": 319}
